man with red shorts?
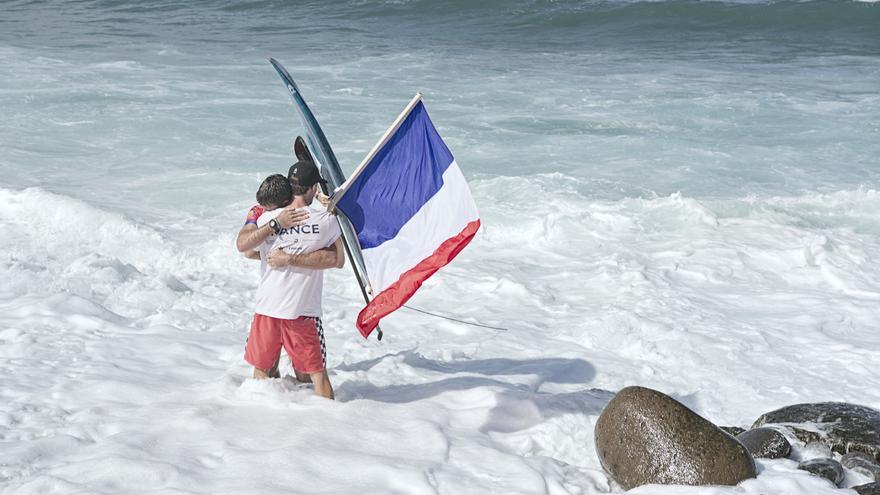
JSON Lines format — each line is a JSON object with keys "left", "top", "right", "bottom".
{"left": 245, "top": 165, "right": 342, "bottom": 399}
{"left": 237, "top": 173, "right": 340, "bottom": 379}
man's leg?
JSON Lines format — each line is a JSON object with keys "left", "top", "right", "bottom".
{"left": 267, "top": 356, "right": 309, "bottom": 381}
{"left": 254, "top": 355, "right": 281, "bottom": 379}
{"left": 266, "top": 354, "right": 281, "bottom": 379}
{"left": 282, "top": 317, "right": 331, "bottom": 397}
{"left": 245, "top": 315, "right": 284, "bottom": 380}
{"left": 294, "top": 370, "right": 313, "bottom": 383}
{"left": 309, "top": 370, "right": 334, "bottom": 400}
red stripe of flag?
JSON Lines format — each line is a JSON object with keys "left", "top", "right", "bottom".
{"left": 356, "top": 219, "right": 481, "bottom": 338}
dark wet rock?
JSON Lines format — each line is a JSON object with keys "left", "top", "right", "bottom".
{"left": 753, "top": 402, "right": 880, "bottom": 463}
{"left": 797, "top": 458, "right": 845, "bottom": 486}
{"left": 736, "top": 428, "right": 791, "bottom": 459}
{"left": 720, "top": 426, "right": 746, "bottom": 437}
{"left": 594, "top": 386, "right": 756, "bottom": 490}
{"left": 787, "top": 426, "right": 824, "bottom": 445}
{"left": 853, "top": 482, "right": 880, "bottom": 495}
{"left": 842, "top": 452, "right": 880, "bottom": 481}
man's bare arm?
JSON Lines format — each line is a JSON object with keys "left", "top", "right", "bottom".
{"left": 243, "top": 250, "right": 261, "bottom": 260}
{"left": 235, "top": 207, "right": 309, "bottom": 253}
{"left": 236, "top": 223, "right": 264, "bottom": 253}
{"left": 266, "top": 247, "right": 337, "bottom": 270}
{"left": 266, "top": 239, "right": 345, "bottom": 270}
{"left": 332, "top": 238, "right": 345, "bottom": 269}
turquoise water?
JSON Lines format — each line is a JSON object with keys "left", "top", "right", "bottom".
{"left": 2, "top": 0, "right": 880, "bottom": 314}
{"left": 2, "top": 0, "right": 878, "bottom": 224}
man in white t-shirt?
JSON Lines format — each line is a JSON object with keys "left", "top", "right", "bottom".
{"left": 237, "top": 176, "right": 339, "bottom": 380}
{"left": 244, "top": 163, "right": 343, "bottom": 399}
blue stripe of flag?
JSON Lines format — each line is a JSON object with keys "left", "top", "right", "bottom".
{"left": 335, "top": 101, "right": 454, "bottom": 250}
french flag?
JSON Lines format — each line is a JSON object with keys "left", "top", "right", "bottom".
{"left": 332, "top": 95, "right": 480, "bottom": 338}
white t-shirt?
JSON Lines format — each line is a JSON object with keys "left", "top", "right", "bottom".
{"left": 254, "top": 206, "right": 341, "bottom": 319}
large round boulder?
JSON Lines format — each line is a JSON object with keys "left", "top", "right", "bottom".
{"left": 594, "top": 386, "right": 756, "bottom": 490}
{"left": 736, "top": 427, "right": 791, "bottom": 459}
{"left": 753, "top": 403, "right": 880, "bottom": 462}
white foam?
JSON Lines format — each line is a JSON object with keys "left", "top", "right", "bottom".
{"left": 3, "top": 180, "right": 880, "bottom": 492}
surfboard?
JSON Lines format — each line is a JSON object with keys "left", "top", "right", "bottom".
{"left": 269, "top": 58, "right": 382, "bottom": 340}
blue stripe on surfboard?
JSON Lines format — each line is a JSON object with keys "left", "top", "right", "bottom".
{"left": 335, "top": 101, "right": 454, "bottom": 250}
{"left": 269, "top": 58, "right": 346, "bottom": 190}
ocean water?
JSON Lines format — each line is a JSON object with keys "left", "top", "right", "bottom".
{"left": 2, "top": 1, "right": 880, "bottom": 493}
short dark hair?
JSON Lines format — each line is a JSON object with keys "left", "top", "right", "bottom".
{"left": 256, "top": 174, "right": 292, "bottom": 208}
{"left": 289, "top": 179, "right": 315, "bottom": 197}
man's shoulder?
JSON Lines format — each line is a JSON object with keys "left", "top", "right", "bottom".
{"left": 244, "top": 204, "right": 265, "bottom": 226}
{"left": 309, "top": 208, "right": 337, "bottom": 224}
{"left": 310, "top": 209, "right": 340, "bottom": 235}
{"left": 256, "top": 207, "right": 282, "bottom": 227}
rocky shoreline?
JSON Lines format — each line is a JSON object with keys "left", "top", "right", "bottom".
{"left": 594, "top": 387, "right": 880, "bottom": 493}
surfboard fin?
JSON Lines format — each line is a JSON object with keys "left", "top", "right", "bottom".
{"left": 293, "top": 135, "right": 315, "bottom": 163}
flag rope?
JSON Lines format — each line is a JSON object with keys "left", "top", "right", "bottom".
{"left": 402, "top": 305, "right": 509, "bottom": 332}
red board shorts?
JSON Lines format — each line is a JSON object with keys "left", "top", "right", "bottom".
{"left": 245, "top": 314, "right": 326, "bottom": 374}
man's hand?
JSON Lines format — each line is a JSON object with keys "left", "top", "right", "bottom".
{"left": 316, "top": 191, "right": 330, "bottom": 208}
{"left": 266, "top": 249, "right": 291, "bottom": 269}
{"left": 276, "top": 207, "right": 309, "bottom": 229}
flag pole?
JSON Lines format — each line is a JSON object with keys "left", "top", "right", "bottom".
{"left": 318, "top": 183, "right": 383, "bottom": 341}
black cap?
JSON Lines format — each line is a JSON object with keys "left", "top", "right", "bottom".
{"left": 288, "top": 160, "right": 327, "bottom": 188}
